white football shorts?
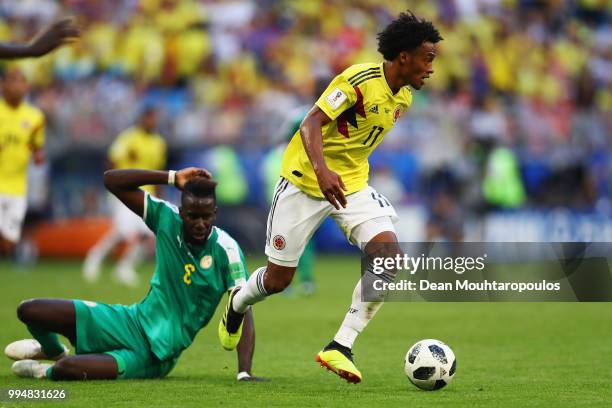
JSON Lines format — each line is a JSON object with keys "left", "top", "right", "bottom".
{"left": 265, "top": 178, "right": 398, "bottom": 267}
{"left": 0, "top": 194, "right": 27, "bottom": 243}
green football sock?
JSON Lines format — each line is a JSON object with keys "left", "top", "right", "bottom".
{"left": 27, "top": 325, "right": 65, "bottom": 358}
{"left": 46, "top": 366, "right": 54, "bottom": 379}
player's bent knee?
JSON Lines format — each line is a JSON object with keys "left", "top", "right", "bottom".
{"left": 265, "top": 264, "right": 296, "bottom": 294}
{"left": 265, "top": 274, "right": 293, "bottom": 294}
{"left": 365, "top": 230, "right": 400, "bottom": 253}
{"left": 16, "top": 299, "right": 38, "bottom": 323}
{"left": 380, "top": 244, "right": 402, "bottom": 260}
{"left": 369, "top": 230, "right": 398, "bottom": 244}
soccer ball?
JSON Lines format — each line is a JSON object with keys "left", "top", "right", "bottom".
{"left": 404, "top": 339, "right": 456, "bottom": 391}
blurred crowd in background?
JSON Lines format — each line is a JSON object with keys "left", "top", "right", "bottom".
{"left": 1, "top": 0, "right": 610, "bottom": 247}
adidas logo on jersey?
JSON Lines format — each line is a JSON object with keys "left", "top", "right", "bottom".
{"left": 369, "top": 105, "right": 379, "bottom": 114}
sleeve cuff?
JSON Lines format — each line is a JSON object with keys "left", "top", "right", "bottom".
{"left": 142, "top": 192, "right": 149, "bottom": 220}
{"left": 314, "top": 100, "right": 335, "bottom": 121}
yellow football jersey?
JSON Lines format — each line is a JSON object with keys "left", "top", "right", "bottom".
{"left": 280, "top": 62, "right": 412, "bottom": 198}
{"left": 108, "top": 126, "right": 167, "bottom": 194}
{"left": 0, "top": 100, "right": 45, "bottom": 196}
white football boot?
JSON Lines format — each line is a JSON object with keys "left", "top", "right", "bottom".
{"left": 11, "top": 359, "right": 52, "bottom": 379}
{"left": 5, "top": 339, "right": 68, "bottom": 361}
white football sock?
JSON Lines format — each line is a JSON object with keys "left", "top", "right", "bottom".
{"left": 232, "top": 267, "right": 268, "bottom": 314}
{"left": 333, "top": 279, "right": 384, "bottom": 349}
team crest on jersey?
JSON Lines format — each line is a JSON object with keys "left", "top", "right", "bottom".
{"left": 21, "top": 120, "right": 30, "bottom": 130}
{"left": 272, "top": 235, "right": 286, "bottom": 250}
{"left": 369, "top": 105, "right": 379, "bottom": 114}
{"left": 200, "top": 255, "right": 213, "bottom": 269}
{"left": 393, "top": 105, "right": 402, "bottom": 123}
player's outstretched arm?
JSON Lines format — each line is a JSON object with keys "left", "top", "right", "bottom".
{"left": 104, "top": 167, "right": 211, "bottom": 217}
{"left": 300, "top": 106, "right": 347, "bottom": 209}
{"left": 236, "top": 309, "right": 267, "bottom": 382}
{"left": 0, "top": 18, "right": 79, "bottom": 59}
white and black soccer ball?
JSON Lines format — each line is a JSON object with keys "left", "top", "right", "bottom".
{"left": 404, "top": 339, "right": 456, "bottom": 391}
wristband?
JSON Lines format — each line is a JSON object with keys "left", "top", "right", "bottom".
{"left": 168, "top": 170, "right": 176, "bottom": 186}
{"left": 237, "top": 371, "right": 250, "bottom": 380}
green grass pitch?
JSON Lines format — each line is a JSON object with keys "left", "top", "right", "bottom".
{"left": 1, "top": 256, "right": 610, "bottom": 407}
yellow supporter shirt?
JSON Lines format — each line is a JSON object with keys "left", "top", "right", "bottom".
{"left": 281, "top": 62, "right": 412, "bottom": 198}
{"left": 0, "top": 100, "right": 45, "bottom": 196}
{"left": 108, "top": 126, "right": 167, "bottom": 194}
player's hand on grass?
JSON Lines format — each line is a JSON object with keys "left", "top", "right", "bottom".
{"left": 27, "top": 18, "right": 80, "bottom": 57}
{"left": 316, "top": 167, "right": 347, "bottom": 210}
{"left": 237, "top": 372, "right": 269, "bottom": 382}
{"left": 175, "top": 167, "right": 212, "bottom": 190}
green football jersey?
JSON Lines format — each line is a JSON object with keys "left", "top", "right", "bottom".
{"left": 135, "top": 193, "right": 248, "bottom": 361}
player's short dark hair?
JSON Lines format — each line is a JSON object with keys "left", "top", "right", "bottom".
{"left": 377, "top": 11, "right": 443, "bottom": 60}
{"left": 182, "top": 177, "right": 217, "bottom": 204}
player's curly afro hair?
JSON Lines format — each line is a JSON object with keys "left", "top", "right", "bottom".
{"left": 377, "top": 11, "right": 442, "bottom": 60}
{"left": 182, "top": 177, "right": 217, "bottom": 203}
